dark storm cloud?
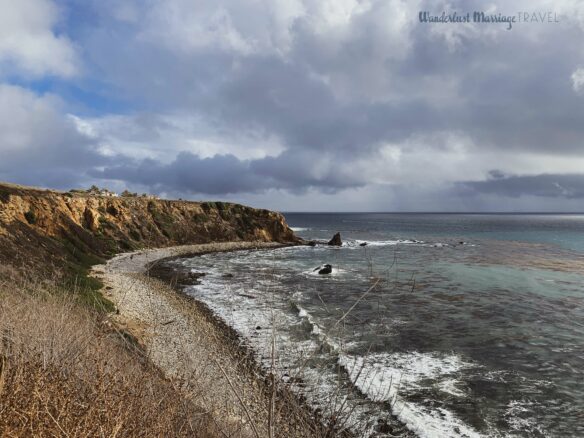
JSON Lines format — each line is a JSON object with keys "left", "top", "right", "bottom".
{"left": 459, "top": 172, "right": 584, "bottom": 198}
{"left": 93, "top": 150, "right": 366, "bottom": 195}
{"left": 251, "top": 150, "right": 366, "bottom": 190}
{"left": 94, "top": 153, "right": 265, "bottom": 194}
{"left": 211, "top": 56, "right": 445, "bottom": 153}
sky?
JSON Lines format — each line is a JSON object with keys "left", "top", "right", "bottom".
{"left": 1, "top": 0, "right": 584, "bottom": 212}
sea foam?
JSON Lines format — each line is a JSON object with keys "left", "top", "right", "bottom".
{"left": 339, "top": 352, "right": 483, "bottom": 438}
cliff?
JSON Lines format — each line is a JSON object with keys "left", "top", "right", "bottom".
{"left": 0, "top": 182, "right": 298, "bottom": 288}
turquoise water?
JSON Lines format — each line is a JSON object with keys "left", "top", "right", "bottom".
{"left": 173, "top": 214, "right": 584, "bottom": 437}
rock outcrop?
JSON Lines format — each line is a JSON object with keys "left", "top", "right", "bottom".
{"left": 0, "top": 182, "right": 299, "bottom": 280}
{"left": 328, "top": 232, "right": 342, "bottom": 246}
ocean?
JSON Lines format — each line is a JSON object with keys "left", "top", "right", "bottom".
{"left": 168, "top": 213, "right": 584, "bottom": 437}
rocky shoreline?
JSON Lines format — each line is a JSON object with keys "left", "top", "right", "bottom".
{"left": 92, "top": 241, "right": 337, "bottom": 438}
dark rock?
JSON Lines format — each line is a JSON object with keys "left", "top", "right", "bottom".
{"left": 182, "top": 271, "right": 206, "bottom": 285}
{"left": 307, "top": 240, "right": 317, "bottom": 247}
{"left": 256, "top": 326, "right": 262, "bottom": 330}
{"left": 318, "top": 264, "right": 332, "bottom": 275}
{"left": 149, "top": 264, "right": 207, "bottom": 286}
{"left": 359, "top": 242, "right": 368, "bottom": 247}
{"left": 375, "top": 419, "right": 393, "bottom": 434}
{"left": 222, "top": 273, "right": 234, "bottom": 278}
{"left": 328, "top": 232, "right": 342, "bottom": 246}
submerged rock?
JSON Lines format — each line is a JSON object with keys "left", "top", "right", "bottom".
{"left": 179, "top": 271, "right": 206, "bottom": 285}
{"left": 328, "top": 232, "right": 342, "bottom": 246}
{"left": 317, "top": 264, "right": 332, "bottom": 275}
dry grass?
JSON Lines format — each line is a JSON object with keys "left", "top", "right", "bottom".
{"left": 0, "top": 278, "right": 218, "bottom": 437}
{"left": 0, "top": 243, "right": 385, "bottom": 438}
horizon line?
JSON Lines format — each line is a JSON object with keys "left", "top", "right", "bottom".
{"left": 281, "top": 211, "right": 584, "bottom": 215}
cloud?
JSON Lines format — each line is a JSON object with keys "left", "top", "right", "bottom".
{"left": 0, "top": 0, "right": 77, "bottom": 78}
{"left": 3, "top": 0, "right": 584, "bottom": 211}
{"left": 459, "top": 172, "right": 584, "bottom": 199}
{"left": 92, "top": 148, "right": 368, "bottom": 195}
{"left": 572, "top": 67, "right": 584, "bottom": 93}
{"left": 0, "top": 84, "right": 108, "bottom": 187}
{"left": 93, "top": 153, "right": 265, "bottom": 195}
{"left": 71, "top": 112, "right": 286, "bottom": 162}
{"left": 80, "top": 0, "right": 584, "bottom": 158}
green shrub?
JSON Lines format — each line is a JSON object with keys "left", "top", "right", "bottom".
{"left": 129, "top": 229, "right": 142, "bottom": 241}
{"left": 0, "top": 188, "right": 10, "bottom": 203}
{"left": 193, "top": 213, "right": 208, "bottom": 224}
{"left": 24, "top": 210, "right": 37, "bottom": 225}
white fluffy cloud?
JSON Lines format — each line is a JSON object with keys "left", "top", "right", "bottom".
{"left": 0, "top": 0, "right": 77, "bottom": 77}
{"left": 71, "top": 112, "right": 286, "bottom": 162}
{"left": 137, "top": 0, "right": 304, "bottom": 56}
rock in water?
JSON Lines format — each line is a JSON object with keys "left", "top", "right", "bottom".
{"left": 318, "top": 264, "right": 332, "bottom": 275}
{"left": 328, "top": 232, "right": 342, "bottom": 246}
{"left": 359, "top": 242, "right": 368, "bottom": 247}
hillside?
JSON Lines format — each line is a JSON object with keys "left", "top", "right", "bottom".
{"left": 0, "top": 182, "right": 298, "bottom": 297}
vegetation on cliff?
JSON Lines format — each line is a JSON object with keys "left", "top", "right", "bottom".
{"left": 0, "top": 182, "right": 297, "bottom": 307}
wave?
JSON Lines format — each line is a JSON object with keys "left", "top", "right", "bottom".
{"left": 339, "top": 352, "right": 483, "bottom": 438}
{"left": 353, "top": 239, "right": 423, "bottom": 247}
{"left": 295, "top": 304, "right": 323, "bottom": 336}
{"left": 290, "top": 227, "right": 310, "bottom": 232}
{"left": 291, "top": 303, "right": 483, "bottom": 437}
{"left": 293, "top": 303, "right": 343, "bottom": 351}
{"left": 504, "top": 400, "right": 550, "bottom": 437}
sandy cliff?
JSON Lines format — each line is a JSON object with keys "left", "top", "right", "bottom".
{"left": 0, "top": 182, "right": 298, "bottom": 281}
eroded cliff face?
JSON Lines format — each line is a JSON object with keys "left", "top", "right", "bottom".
{"left": 0, "top": 182, "right": 298, "bottom": 279}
